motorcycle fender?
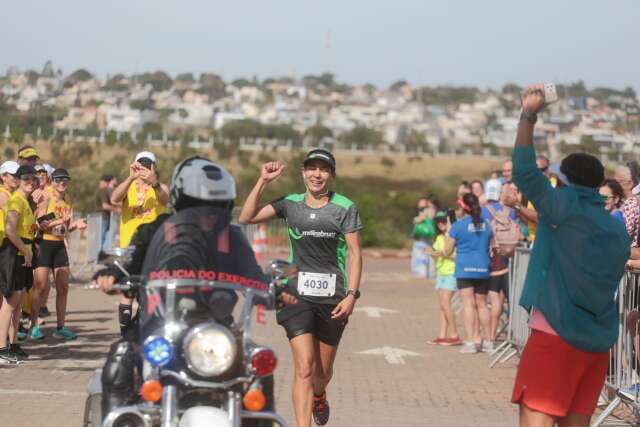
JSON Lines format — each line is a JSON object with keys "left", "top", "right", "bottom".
{"left": 179, "top": 406, "right": 232, "bottom": 427}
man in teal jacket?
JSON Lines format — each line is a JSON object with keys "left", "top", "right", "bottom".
{"left": 510, "top": 84, "right": 630, "bottom": 427}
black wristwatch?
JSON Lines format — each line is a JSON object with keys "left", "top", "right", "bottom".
{"left": 520, "top": 111, "right": 538, "bottom": 125}
{"left": 152, "top": 182, "right": 161, "bottom": 190}
{"left": 346, "top": 289, "right": 361, "bottom": 299}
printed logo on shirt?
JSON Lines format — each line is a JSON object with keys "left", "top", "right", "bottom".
{"left": 467, "top": 223, "right": 486, "bottom": 233}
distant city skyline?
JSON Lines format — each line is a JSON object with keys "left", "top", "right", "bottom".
{"left": 1, "top": 0, "right": 638, "bottom": 92}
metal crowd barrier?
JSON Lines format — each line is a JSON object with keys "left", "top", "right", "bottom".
{"left": 593, "top": 270, "right": 640, "bottom": 426}
{"left": 489, "top": 247, "right": 531, "bottom": 368}
{"left": 70, "top": 211, "right": 121, "bottom": 279}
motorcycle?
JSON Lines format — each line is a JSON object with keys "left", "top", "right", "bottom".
{"left": 83, "top": 251, "right": 295, "bottom": 427}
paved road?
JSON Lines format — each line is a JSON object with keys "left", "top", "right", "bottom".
{"left": 0, "top": 258, "right": 519, "bottom": 426}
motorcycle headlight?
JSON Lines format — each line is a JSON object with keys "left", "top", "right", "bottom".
{"left": 183, "top": 323, "right": 237, "bottom": 377}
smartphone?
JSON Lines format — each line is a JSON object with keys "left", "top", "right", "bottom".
{"left": 544, "top": 83, "right": 558, "bottom": 104}
{"left": 137, "top": 158, "right": 154, "bottom": 170}
{"left": 447, "top": 208, "right": 457, "bottom": 224}
{"left": 37, "top": 212, "right": 55, "bottom": 224}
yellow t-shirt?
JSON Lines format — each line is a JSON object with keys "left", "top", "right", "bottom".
{"left": 0, "top": 186, "right": 12, "bottom": 242}
{"left": 432, "top": 234, "right": 455, "bottom": 277}
{"left": 43, "top": 192, "right": 73, "bottom": 241}
{"left": 119, "top": 180, "right": 166, "bottom": 247}
{"left": 7, "top": 191, "right": 36, "bottom": 241}
{"left": 527, "top": 176, "right": 557, "bottom": 242}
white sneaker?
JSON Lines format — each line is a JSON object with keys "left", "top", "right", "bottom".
{"left": 481, "top": 340, "right": 495, "bottom": 353}
{"left": 459, "top": 341, "right": 478, "bottom": 354}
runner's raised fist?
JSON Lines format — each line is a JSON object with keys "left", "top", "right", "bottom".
{"left": 261, "top": 162, "right": 285, "bottom": 184}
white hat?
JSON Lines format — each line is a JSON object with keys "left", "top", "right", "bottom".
{"left": 485, "top": 178, "right": 503, "bottom": 202}
{"left": 42, "top": 163, "right": 55, "bottom": 176}
{"left": 0, "top": 161, "right": 19, "bottom": 175}
{"left": 135, "top": 151, "right": 156, "bottom": 163}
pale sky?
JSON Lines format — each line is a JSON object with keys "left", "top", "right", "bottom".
{"left": 1, "top": 0, "right": 638, "bottom": 91}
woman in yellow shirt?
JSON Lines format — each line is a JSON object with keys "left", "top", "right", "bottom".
{"left": 0, "top": 161, "right": 20, "bottom": 243}
{"left": 109, "top": 152, "right": 168, "bottom": 336}
{"left": 29, "top": 168, "right": 86, "bottom": 341}
{"left": 0, "top": 165, "right": 38, "bottom": 363}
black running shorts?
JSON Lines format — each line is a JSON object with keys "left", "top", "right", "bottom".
{"left": 457, "top": 278, "right": 490, "bottom": 295}
{"left": 35, "top": 240, "right": 69, "bottom": 269}
{"left": 276, "top": 300, "right": 348, "bottom": 347}
{"left": 0, "top": 239, "right": 33, "bottom": 297}
{"left": 489, "top": 273, "right": 509, "bottom": 299}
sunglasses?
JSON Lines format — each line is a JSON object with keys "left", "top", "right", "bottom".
{"left": 54, "top": 177, "right": 70, "bottom": 183}
{"left": 19, "top": 175, "right": 37, "bottom": 181}
{"left": 538, "top": 166, "right": 549, "bottom": 172}
{"left": 36, "top": 171, "right": 47, "bottom": 176}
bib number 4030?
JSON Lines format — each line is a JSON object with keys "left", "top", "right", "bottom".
{"left": 303, "top": 279, "right": 329, "bottom": 290}
{"left": 297, "top": 272, "right": 336, "bottom": 297}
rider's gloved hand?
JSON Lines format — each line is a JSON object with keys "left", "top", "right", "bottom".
{"left": 93, "top": 270, "right": 117, "bottom": 295}
{"left": 276, "top": 291, "right": 299, "bottom": 309}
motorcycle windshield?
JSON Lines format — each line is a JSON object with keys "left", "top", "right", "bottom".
{"left": 135, "top": 206, "right": 270, "bottom": 339}
{"left": 138, "top": 278, "right": 270, "bottom": 340}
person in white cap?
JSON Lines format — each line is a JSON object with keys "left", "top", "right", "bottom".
{"left": 0, "top": 161, "right": 20, "bottom": 241}
{"left": 109, "top": 151, "right": 169, "bottom": 336}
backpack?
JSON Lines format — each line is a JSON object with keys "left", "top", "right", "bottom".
{"left": 486, "top": 205, "right": 521, "bottom": 257}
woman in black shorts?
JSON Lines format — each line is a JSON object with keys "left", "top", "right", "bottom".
{"left": 443, "top": 193, "right": 493, "bottom": 355}
{"left": 0, "top": 165, "right": 38, "bottom": 363}
{"left": 30, "top": 168, "right": 86, "bottom": 341}
{"left": 239, "top": 149, "right": 363, "bottom": 427}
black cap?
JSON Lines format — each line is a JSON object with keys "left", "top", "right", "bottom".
{"left": 303, "top": 148, "right": 336, "bottom": 173}
{"left": 100, "top": 173, "right": 114, "bottom": 182}
{"left": 52, "top": 168, "right": 71, "bottom": 179}
{"left": 16, "top": 165, "right": 37, "bottom": 178}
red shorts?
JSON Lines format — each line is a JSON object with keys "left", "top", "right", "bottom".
{"left": 511, "top": 330, "right": 608, "bottom": 417}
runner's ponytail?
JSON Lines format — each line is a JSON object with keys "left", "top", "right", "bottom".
{"left": 462, "top": 193, "right": 483, "bottom": 227}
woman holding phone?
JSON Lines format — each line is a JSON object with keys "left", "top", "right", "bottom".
{"left": 0, "top": 165, "right": 38, "bottom": 362}
{"left": 109, "top": 151, "right": 169, "bottom": 337}
{"left": 29, "top": 168, "right": 86, "bottom": 340}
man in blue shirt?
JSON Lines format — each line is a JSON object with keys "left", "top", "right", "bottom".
{"left": 510, "top": 84, "right": 630, "bottom": 426}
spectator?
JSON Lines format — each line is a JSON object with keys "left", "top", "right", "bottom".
{"left": 510, "top": 84, "right": 629, "bottom": 426}
{"left": 97, "top": 174, "right": 119, "bottom": 252}
{"left": 614, "top": 161, "right": 640, "bottom": 200}
{"left": 443, "top": 192, "right": 493, "bottom": 354}
{"left": 411, "top": 197, "right": 436, "bottom": 278}
{"left": 503, "top": 155, "right": 555, "bottom": 243}
{"left": 600, "top": 179, "right": 625, "bottom": 225}
{"left": 0, "top": 165, "right": 38, "bottom": 363}
{"left": 470, "top": 180, "right": 487, "bottom": 206}
{"left": 456, "top": 182, "right": 472, "bottom": 220}
{"left": 482, "top": 179, "right": 518, "bottom": 347}
{"left": 426, "top": 212, "right": 461, "bottom": 346}
{"left": 16, "top": 146, "right": 39, "bottom": 167}
{"left": 109, "top": 151, "right": 169, "bottom": 336}
{"left": 618, "top": 162, "right": 640, "bottom": 247}
{"left": 111, "top": 151, "right": 169, "bottom": 248}
{"left": 502, "top": 160, "right": 513, "bottom": 183}
{"left": 29, "top": 168, "right": 86, "bottom": 340}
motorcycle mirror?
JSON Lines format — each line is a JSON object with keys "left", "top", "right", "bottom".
{"left": 268, "top": 259, "right": 298, "bottom": 282}
{"left": 103, "top": 246, "right": 136, "bottom": 264}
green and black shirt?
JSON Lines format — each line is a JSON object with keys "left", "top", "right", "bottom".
{"left": 271, "top": 192, "right": 363, "bottom": 305}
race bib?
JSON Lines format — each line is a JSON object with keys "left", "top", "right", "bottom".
{"left": 297, "top": 272, "right": 336, "bottom": 297}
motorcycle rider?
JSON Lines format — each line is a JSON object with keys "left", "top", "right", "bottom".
{"left": 94, "top": 156, "right": 290, "bottom": 420}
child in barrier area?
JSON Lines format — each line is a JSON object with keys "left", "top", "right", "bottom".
{"left": 426, "top": 212, "right": 461, "bottom": 346}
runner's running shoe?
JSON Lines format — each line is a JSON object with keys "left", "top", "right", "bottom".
{"left": 312, "top": 391, "right": 330, "bottom": 426}
{"left": 39, "top": 306, "right": 50, "bottom": 318}
{"left": 481, "top": 340, "right": 495, "bottom": 353}
{"left": 10, "top": 343, "right": 28, "bottom": 360}
{"left": 0, "top": 347, "right": 21, "bottom": 364}
{"left": 459, "top": 341, "right": 478, "bottom": 354}
{"left": 29, "top": 325, "right": 45, "bottom": 340}
{"left": 53, "top": 326, "right": 77, "bottom": 340}
{"left": 17, "top": 324, "right": 29, "bottom": 341}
